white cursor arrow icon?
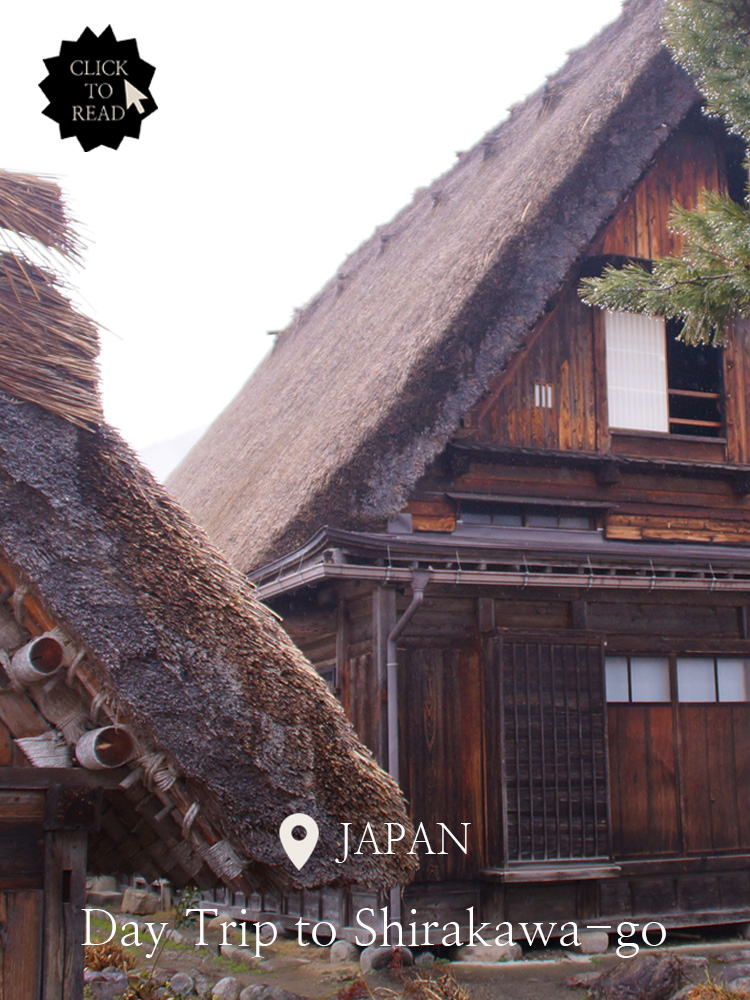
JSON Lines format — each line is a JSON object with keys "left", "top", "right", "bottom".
{"left": 124, "top": 80, "right": 148, "bottom": 114}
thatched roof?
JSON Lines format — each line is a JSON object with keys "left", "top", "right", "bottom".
{"left": 169, "top": 0, "right": 700, "bottom": 572}
{"left": 0, "top": 172, "right": 415, "bottom": 891}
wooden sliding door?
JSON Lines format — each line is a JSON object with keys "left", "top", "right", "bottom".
{"left": 485, "top": 638, "right": 611, "bottom": 867}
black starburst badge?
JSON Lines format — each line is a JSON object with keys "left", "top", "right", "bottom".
{"left": 40, "top": 26, "right": 157, "bottom": 151}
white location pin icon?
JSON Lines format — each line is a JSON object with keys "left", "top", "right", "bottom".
{"left": 279, "top": 813, "right": 320, "bottom": 870}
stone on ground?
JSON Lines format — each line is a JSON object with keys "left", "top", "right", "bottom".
{"left": 169, "top": 972, "right": 195, "bottom": 996}
{"left": 576, "top": 931, "right": 609, "bottom": 955}
{"left": 589, "top": 954, "right": 682, "bottom": 1000}
{"left": 239, "top": 988, "right": 312, "bottom": 1000}
{"left": 415, "top": 950, "right": 436, "bottom": 966}
{"left": 189, "top": 970, "right": 212, "bottom": 999}
{"left": 330, "top": 939, "right": 359, "bottom": 963}
{"left": 82, "top": 968, "right": 130, "bottom": 1000}
{"left": 455, "top": 942, "right": 523, "bottom": 962}
{"left": 220, "top": 943, "right": 260, "bottom": 966}
{"left": 564, "top": 972, "right": 601, "bottom": 989}
{"left": 120, "top": 887, "right": 160, "bottom": 915}
{"left": 212, "top": 978, "right": 242, "bottom": 1000}
{"left": 360, "top": 944, "right": 414, "bottom": 972}
{"left": 207, "top": 913, "right": 238, "bottom": 931}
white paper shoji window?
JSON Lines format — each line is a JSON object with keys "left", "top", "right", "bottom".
{"left": 605, "top": 311, "right": 668, "bottom": 433}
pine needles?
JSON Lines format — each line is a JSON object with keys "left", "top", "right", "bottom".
{"left": 580, "top": 0, "right": 750, "bottom": 342}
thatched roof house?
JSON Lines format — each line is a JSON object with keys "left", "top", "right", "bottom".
{"left": 169, "top": 0, "right": 699, "bottom": 572}
{"left": 167, "top": 0, "right": 750, "bottom": 943}
{"left": 0, "top": 171, "right": 415, "bottom": 895}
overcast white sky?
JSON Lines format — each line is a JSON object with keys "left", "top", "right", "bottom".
{"left": 3, "top": 0, "right": 624, "bottom": 460}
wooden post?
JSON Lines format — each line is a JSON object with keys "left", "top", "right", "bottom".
{"left": 41, "top": 783, "right": 100, "bottom": 1000}
{"left": 42, "top": 830, "right": 87, "bottom": 1000}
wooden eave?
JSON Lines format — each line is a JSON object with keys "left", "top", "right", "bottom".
{"left": 251, "top": 525, "right": 750, "bottom": 600}
{"left": 0, "top": 555, "right": 252, "bottom": 892}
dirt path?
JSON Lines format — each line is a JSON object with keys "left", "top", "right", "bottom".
{"left": 92, "top": 911, "right": 750, "bottom": 1000}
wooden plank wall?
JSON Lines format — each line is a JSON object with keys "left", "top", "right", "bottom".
{"left": 456, "top": 120, "right": 731, "bottom": 461}
{"left": 0, "top": 890, "right": 43, "bottom": 999}
{"left": 608, "top": 704, "right": 680, "bottom": 856}
{"left": 471, "top": 290, "right": 597, "bottom": 453}
{"left": 399, "top": 646, "right": 485, "bottom": 881}
{"left": 678, "top": 704, "right": 750, "bottom": 853}
{"left": 0, "top": 785, "right": 45, "bottom": 998}
{"left": 608, "top": 702, "right": 750, "bottom": 859}
{"left": 408, "top": 457, "right": 750, "bottom": 547}
{"left": 590, "top": 125, "right": 726, "bottom": 260}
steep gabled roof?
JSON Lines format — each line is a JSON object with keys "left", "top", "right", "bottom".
{"left": 169, "top": 0, "right": 700, "bottom": 572}
{"left": 0, "top": 172, "right": 415, "bottom": 891}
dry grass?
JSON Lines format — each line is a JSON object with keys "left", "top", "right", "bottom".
{"left": 0, "top": 171, "right": 101, "bottom": 428}
{"left": 0, "top": 171, "right": 82, "bottom": 259}
{"left": 0, "top": 253, "right": 100, "bottom": 427}
{"left": 685, "top": 981, "right": 750, "bottom": 999}
{"left": 84, "top": 941, "right": 137, "bottom": 972}
{"left": 401, "top": 973, "right": 471, "bottom": 1000}
{"left": 337, "top": 971, "right": 470, "bottom": 1000}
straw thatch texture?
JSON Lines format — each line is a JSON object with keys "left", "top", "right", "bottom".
{"left": 169, "top": 0, "right": 700, "bottom": 572}
{"left": 0, "top": 168, "right": 415, "bottom": 889}
{"left": 0, "top": 172, "right": 100, "bottom": 428}
{"left": 0, "top": 171, "right": 82, "bottom": 258}
{"left": 0, "top": 393, "right": 416, "bottom": 888}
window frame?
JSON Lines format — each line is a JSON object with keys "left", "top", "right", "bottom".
{"left": 602, "top": 309, "right": 724, "bottom": 440}
{"left": 605, "top": 652, "right": 750, "bottom": 705}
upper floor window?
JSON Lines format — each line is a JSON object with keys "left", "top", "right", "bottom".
{"left": 604, "top": 311, "right": 722, "bottom": 438}
{"left": 458, "top": 500, "right": 594, "bottom": 531}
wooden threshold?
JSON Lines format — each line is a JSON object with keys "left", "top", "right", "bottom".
{"left": 481, "top": 863, "right": 621, "bottom": 883}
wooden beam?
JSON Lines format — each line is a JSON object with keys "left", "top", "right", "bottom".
{"left": 481, "top": 864, "right": 621, "bottom": 882}
{"left": 450, "top": 440, "right": 750, "bottom": 481}
{"left": 0, "top": 767, "right": 128, "bottom": 789}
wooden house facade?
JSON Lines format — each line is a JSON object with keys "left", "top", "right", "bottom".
{"left": 170, "top": 0, "right": 750, "bottom": 939}
{"left": 0, "top": 174, "right": 414, "bottom": 998}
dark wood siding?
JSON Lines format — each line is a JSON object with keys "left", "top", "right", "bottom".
{"left": 590, "top": 123, "right": 728, "bottom": 261}
{"left": 679, "top": 704, "right": 750, "bottom": 854}
{"left": 608, "top": 704, "right": 680, "bottom": 857}
{"left": 608, "top": 698, "right": 750, "bottom": 859}
{"left": 0, "top": 890, "right": 43, "bottom": 998}
{"left": 399, "top": 646, "right": 485, "bottom": 880}
{"left": 341, "top": 652, "right": 380, "bottom": 757}
{"left": 470, "top": 290, "right": 597, "bottom": 453}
